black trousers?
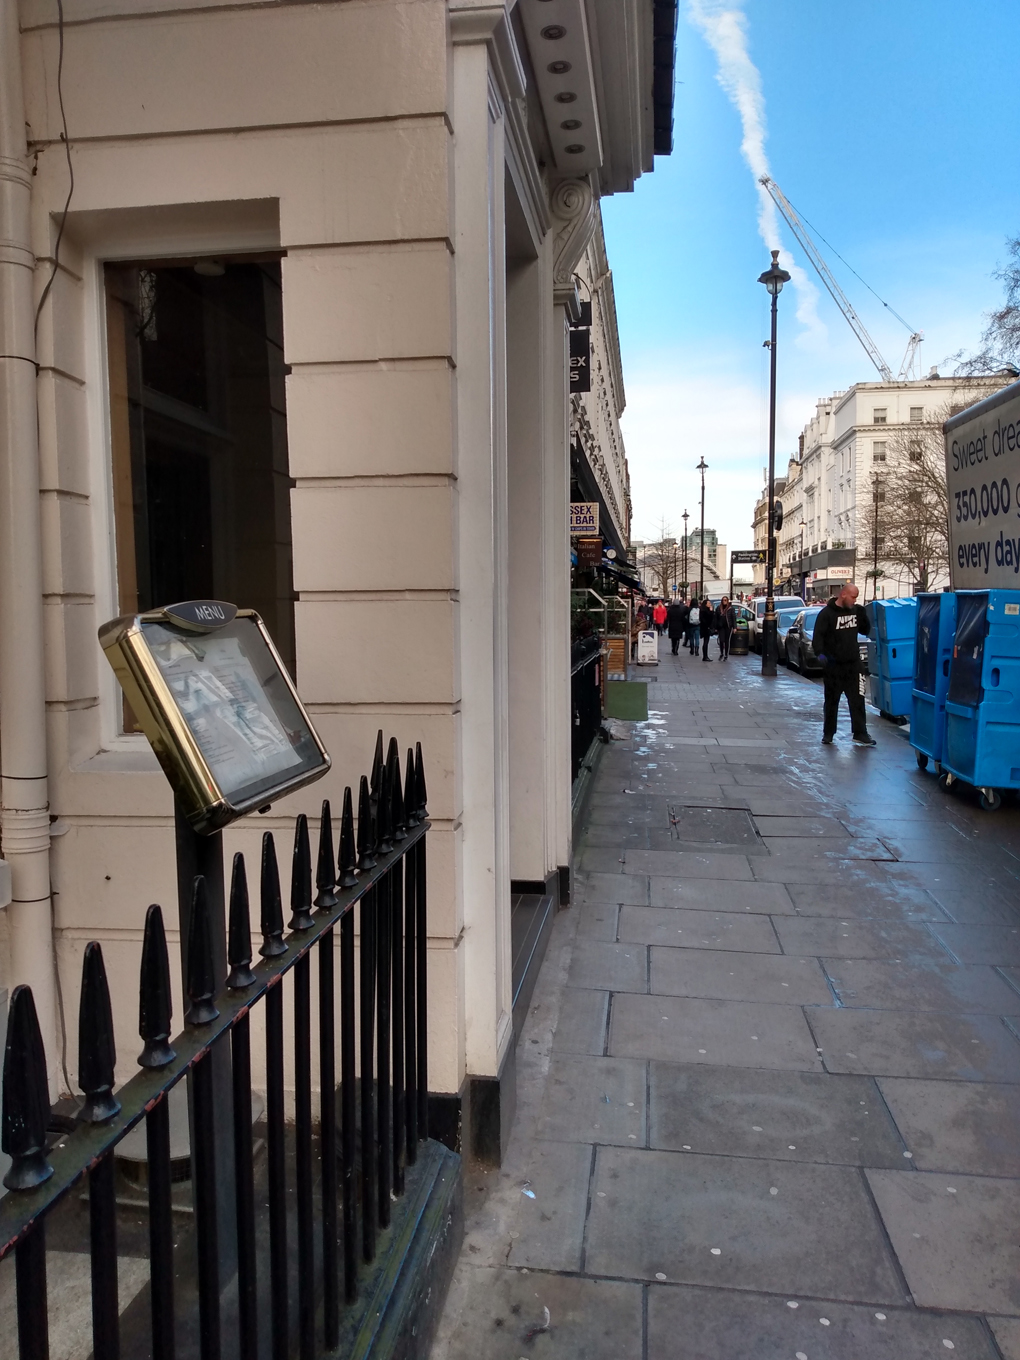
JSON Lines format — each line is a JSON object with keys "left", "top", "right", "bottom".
{"left": 701, "top": 630, "right": 712, "bottom": 658}
{"left": 669, "top": 634, "right": 682, "bottom": 654}
{"left": 823, "top": 664, "right": 868, "bottom": 738}
{"left": 718, "top": 626, "right": 731, "bottom": 658}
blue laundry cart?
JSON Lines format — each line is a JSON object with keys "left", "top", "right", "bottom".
{"left": 941, "top": 589, "right": 1020, "bottom": 810}
{"left": 910, "top": 592, "right": 956, "bottom": 773}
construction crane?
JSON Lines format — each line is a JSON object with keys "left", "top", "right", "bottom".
{"left": 759, "top": 176, "right": 924, "bottom": 382}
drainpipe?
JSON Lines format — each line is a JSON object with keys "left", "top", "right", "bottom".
{"left": 0, "top": 0, "right": 58, "bottom": 1081}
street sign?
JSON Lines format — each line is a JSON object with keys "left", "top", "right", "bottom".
{"left": 944, "top": 378, "right": 1020, "bottom": 589}
{"left": 731, "top": 549, "right": 767, "bottom": 565}
{"left": 570, "top": 501, "right": 599, "bottom": 535}
{"left": 100, "top": 601, "right": 330, "bottom": 832}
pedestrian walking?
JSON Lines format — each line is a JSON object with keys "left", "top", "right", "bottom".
{"left": 700, "top": 597, "right": 714, "bottom": 661}
{"left": 653, "top": 599, "right": 667, "bottom": 636}
{"left": 811, "top": 582, "right": 876, "bottom": 745}
{"left": 716, "top": 596, "right": 736, "bottom": 660}
{"left": 688, "top": 598, "right": 700, "bottom": 655}
{"left": 666, "top": 598, "right": 688, "bottom": 655}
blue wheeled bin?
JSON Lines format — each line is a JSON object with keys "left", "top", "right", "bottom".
{"left": 910, "top": 592, "right": 956, "bottom": 773}
{"left": 941, "top": 589, "right": 1020, "bottom": 810}
{"left": 866, "top": 598, "right": 917, "bottom": 721}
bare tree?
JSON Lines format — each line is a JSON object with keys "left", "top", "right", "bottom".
{"left": 950, "top": 236, "right": 1020, "bottom": 376}
{"left": 638, "top": 519, "right": 679, "bottom": 597}
{"left": 857, "top": 403, "right": 957, "bottom": 593}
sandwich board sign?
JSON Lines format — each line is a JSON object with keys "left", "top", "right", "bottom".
{"left": 944, "top": 378, "right": 1020, "bottom": 588}
{"left": 636, "top": 630, "right": 659, "bottom": 666}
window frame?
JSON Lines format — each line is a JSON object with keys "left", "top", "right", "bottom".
{"left": 79, "top": 208, "right": 283, "bottom": 754}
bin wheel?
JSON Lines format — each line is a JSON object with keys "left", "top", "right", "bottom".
{"left": 915, "top": 751, "right": 929, "bottom": 771}
{"left": 934, "top": 762, "right": 942, "bottom": 776}
{"left": 979, "top": 788, "right": 1002, "bottom": 812}
{"left": 938, "top": 771, "right": 954, "bottom": 793}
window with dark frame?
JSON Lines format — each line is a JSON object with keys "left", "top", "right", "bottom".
{"left": 105, "top": 256, "right": 295, "bottom": 731}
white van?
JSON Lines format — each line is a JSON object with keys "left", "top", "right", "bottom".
{"left": 749, "top": 596, "right": 805, "bottom": 653}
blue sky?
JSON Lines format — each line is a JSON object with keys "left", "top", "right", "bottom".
{"left": 602, "top": 0, "right": 1020, "bottom": 556}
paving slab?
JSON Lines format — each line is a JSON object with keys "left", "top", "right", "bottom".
{"left": 586, "top": 1146, "right": 905, "bottom": 1302}
{"left": 619, "top": 906, "right": 780, "bottom": 953}
{"left": 930, "top": 922, "right": 1020, "bottom": 965}
{"left": 433, "top": 1267, "right": 643, "bottom": 1360}
{"left": 649, "top": 876, "right": 796, "bottom": 913}
{"left": 620, "top": 849, "right": 757, "bottom": 878}
{"left": 646, "top": 1282, "right": 998, "bottom": 1360}
{"left": 773, "top": 916, "right": 949, "bottom": 960}
{"left": 990, "top": 1317, "right": 1020, "bottom": 1360}
{"left": 808, "top": 1007, "right": 1020, "bottom": 1081}
{"left": 574, "top": 901, "right": 620, "bottom": 942}
{"left": 576, "top": 871, "right": 649, "bottom": 905}
{"left": 753, "top": 815, "right": 853, "bottom": 837}
{"left": 867, "top": 1168, "right": 1020, "bottom": 1315}
{"left": 551, "top": 987, "right": 608, "bottom": 1056}
{"left": 650, "top": 947, "right": 831, "bottom": 1004}
{"left": 784, "top": 881, "right": 948, "bottom": 921}
{"left": 878, "top": 1077, "right": 1020, "bottom": 1176}
{"left": 760, "top": 836, "right": 897, "bottom": 860}
{"left": 822, "top": 957, "right": 1020, "bottom": 1013}
{"left": 751, "top": 858, "right": 900, "bottom": 885}
{"left": 535, "top": 1054, "right": 646, "bottom": 1146}
{"left": 610, "top": 993, "right": 823, "bottom": 1070}
{"left": 504, "top": 1139, "right": 594, "bottom": 1271}
{"left": 649, "top": 1064, "right": 904, "bottom": 1167}
{"left": 567, "top": 938, "right": 647, "bottom": 992}
{"left": 929, "top": 891, "right": 1020, "bottom": 926}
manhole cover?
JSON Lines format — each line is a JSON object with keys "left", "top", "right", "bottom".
{"left": 667, "top": 806, "right": 760, "bottom": 847}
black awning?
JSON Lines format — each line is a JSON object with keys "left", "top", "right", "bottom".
{"left": 598, "top": 562, "right": 646, "bottom": 594}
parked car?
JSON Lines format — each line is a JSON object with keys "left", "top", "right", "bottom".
{"left": 775, "top": 608, "right": 805, "bottom": 663}
{"left": 748, "top": 596, "right": 805, "bottom": 652}
{"left": 784, "top": 608, "right": 824, "bottom": 673}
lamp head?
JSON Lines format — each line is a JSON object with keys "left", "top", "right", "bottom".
{"left": 758, "top": 249, "right": 791, "bottom": 296}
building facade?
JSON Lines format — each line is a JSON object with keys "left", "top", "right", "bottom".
{"left": 0, "top": 0, "right": 677, "bottom": 1157}
{"left": 787, "top": 375, "right": 1014, "bottom": 599}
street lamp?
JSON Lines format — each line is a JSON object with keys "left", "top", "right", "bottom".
{"left": 696, "top": 459, "right": 708, "bottom": 597}
{"left": 757, "top": 248, "right": 791, "bottom": 677}
{"left": 681, "top": 509, "right": 689, "bottom": 594}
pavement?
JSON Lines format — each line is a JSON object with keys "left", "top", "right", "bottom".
{"left": 432, "top": 632, "right": 1020, "bottom": 1360}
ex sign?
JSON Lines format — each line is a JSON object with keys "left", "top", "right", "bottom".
{"left": 570, "top": 501, "right": 599, "bottom": 536}
{"left": 944, "top": 378, "right": 1020, "bottom": 588}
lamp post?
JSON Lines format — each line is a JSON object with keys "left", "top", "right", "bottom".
{"left": 696, "top": 459, "right": 707, "bottom": 597}
{"left": 757, "top": 248, "right": 791, "bottom": 677}
{"left": 682, "top": 509, "right": 689, "bottom": 594}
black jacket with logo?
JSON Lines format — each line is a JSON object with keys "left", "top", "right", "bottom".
{"left": 811, "top": 601, "right": 870, "bottom": 667}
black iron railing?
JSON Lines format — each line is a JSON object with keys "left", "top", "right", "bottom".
{"left": 571, "top": 635, "right": 603, "bottom": 781}
{"left": 0, "top": 734, "right": 430, "bottom": 1360}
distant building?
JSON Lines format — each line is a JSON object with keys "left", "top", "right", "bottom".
{"left": 756, "top": 374, "right": 1015, "bottom": 601}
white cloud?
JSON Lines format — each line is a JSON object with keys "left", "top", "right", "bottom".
{"left": 686, "top": 0, "right": 826, "bottom": 346}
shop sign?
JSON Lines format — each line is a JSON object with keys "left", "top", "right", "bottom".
{"left": 944, "top": 379, "right": 1020, "bottom": 588}
{"left": 811, "top": 566, "right": 853, "bottom": 582}
{"left": 569, "top": 328, "right": 591, "bottom": 392}
{"left": 636, "top": 630, "right": 659, "bottom": 665}
{"left": 570, "top": 501, "right": 599, "bottom": 535}
{"left": 576, "top": 537, "right": 603, "bottom": 569}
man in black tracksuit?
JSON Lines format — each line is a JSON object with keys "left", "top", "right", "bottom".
{"left": 811, "top": 583, "right": 876, "bottom": 746}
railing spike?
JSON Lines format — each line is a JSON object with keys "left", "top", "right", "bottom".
{"left": 227, "top": 854, "right": 257, "bottom": 990}
{"left": 139, "top": 903, "right": 176, "bottom": 1068}
{"left": 369, "top": 728, "right": 384, "bottom": 817}
{"left": 357, "top": 775, "right": 377, "bottom": 871}
{"left": 415, "top": 741, "right": 428, "bottom": 818}
{"left": 260, "top": 832, "right": 288, "bottom": 957}
{"left": 186, "top": 875, "right": 220, "bottom": 1026}
{"left": 387, "top": 738, "right": 406, "bottom": 842}
{"left": 338, "top": 786, "right": 358, "bottom": 887}
{"left": 377, "top": 759, "right": 394, "bottom": 854}
{"left": 315, "top": 799, "right": 339, "bottom": 910}
{"left": 2, "top": 985, "right": 54, "bottom": 1190}
{"left": 404, "top": 747, "right": 418, "bottom": 829}
{"left": 289, "top": 814, "right": 315, "bottom": 931}
{"left": 78, "top": 942, "right": 121, "bottom": 1123}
